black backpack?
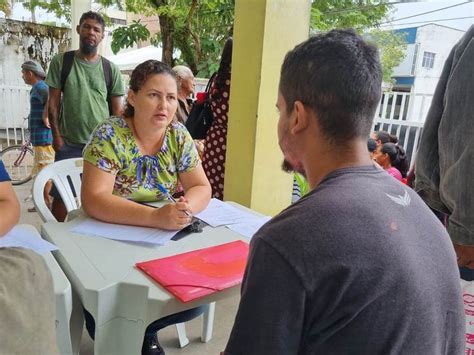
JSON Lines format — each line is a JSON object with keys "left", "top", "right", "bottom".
{"left": 60, "top": 50, "right": 113, "bottom": 114}
{"left": 185, "top": 73, "right": 216, "bottom": 139}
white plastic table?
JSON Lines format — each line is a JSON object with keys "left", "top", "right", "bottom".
{"left": 17, "top": 224, "right": 76, "bottom": 355}
{"left": 41, "top": 204, "right": 254, "bottom": 355}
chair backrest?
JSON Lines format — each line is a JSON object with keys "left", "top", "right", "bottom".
{"left": 33, "top": 158, "right": 83, "bottom": 222}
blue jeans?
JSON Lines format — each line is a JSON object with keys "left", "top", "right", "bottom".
{"left": 460, "top": 267, "right": 474, "bottom": 281}
{"left": 84, "top": 304, "right": 209, "bottom": 340}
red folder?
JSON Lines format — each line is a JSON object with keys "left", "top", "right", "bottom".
{"left": 136, "top": 240, "right": 249, "bottom": 303}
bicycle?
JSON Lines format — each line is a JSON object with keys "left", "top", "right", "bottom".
{"left": 0, "top": 139, "right": 34, "bottom": 185}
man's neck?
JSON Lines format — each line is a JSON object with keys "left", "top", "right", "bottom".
{"left": 76, "top": 49, "right": 100, "bottom": 62}
{"left": 304, "top": 139, "right": 373, "bottom": 190}
{"left": 30, "top": 77, "right": 40, "bottom": 86}
{"left": 178, "top": 92, "right": 188, "bottom": 102}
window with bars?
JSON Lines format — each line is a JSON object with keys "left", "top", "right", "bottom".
{"left": 422, "top": 52, "right": 436, "bottom": 69}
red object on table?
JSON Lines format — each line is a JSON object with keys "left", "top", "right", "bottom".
{"left": 136, "top": 240, "right": 249, "bottom": 303}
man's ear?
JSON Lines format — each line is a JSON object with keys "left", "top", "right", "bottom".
{"left": 290, "top": 100, "right": 310, "bottom": 135}
{"left": 76, "top": 25, "right": 80, "bottom": 35}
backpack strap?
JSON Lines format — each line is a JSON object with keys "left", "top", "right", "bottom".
{"left": 101, "top": 56, "right": 113, "bottom": 115}
{"left": 60, "top": 50, "right": 75, "bottom": 92}
{"left": 60, "top": 51, "right": 114, "bottom": 115}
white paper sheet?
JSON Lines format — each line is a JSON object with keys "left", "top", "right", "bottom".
{"left": 70, "top": 218, "right": 177, "bottom": 245}
{"left": 226, "top": 216, "right": 272, "bottom": 239}
{"left": 0, "top": 225, "right": 58, "bottom": 253}
{"left": 196, "top": 199, "right": 262, "bottom": 227}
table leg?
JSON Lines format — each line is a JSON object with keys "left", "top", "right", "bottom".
{"left": 201, "top": 302, "right": 216, "bottom": 343}
{"left": 70, "top": 290, "right": 84, "bottom": 355}
{"left": 94, "top": 317, "right": 146, "bottom": 355}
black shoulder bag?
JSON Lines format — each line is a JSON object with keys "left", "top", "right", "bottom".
{"left": 185, "top": 73, "right": 217, "bottom": 139}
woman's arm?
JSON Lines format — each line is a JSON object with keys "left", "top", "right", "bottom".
{"left": 0, "top": 181, "right": 20, "bottom": 237}
{"left": 81, "top": 161, "right": 192, "bottom": 230}
{"left": 179, "top": 163, "right": 212, "bottom": 214}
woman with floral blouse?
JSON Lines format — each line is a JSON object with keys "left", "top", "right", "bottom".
{"left": 82, "top": 59, "right": 211, "bottom": 230}
{"left": 81, "top": 60, "right": 211, "bottom": 355}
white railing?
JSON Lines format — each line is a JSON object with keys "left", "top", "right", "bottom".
{"left": 372, "top": 91, "right": 433, "bottom": 168}
{"left": 0, "top": 85, "right": 432, "bottom": 165}
{"left": 0, "top": 84, "right": 30, "bottom": 149}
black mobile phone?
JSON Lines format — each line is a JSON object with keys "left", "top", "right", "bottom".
{"left": 171, "top": 218, "right": 204, "bottom": 241}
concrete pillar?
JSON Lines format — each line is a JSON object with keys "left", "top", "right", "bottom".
{"left": 70, "top": 0, "right": 92, "bottom": 50}
{"left": 224, "top": 0, "right": 311, "bottom": 215}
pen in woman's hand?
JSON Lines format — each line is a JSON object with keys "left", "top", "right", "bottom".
{"left": 158, "top": 184, "right": 192, "bottom": 216}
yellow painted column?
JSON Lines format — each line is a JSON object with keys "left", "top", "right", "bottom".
{"left": 224, "top": 0, "right": 311, "bottom": 215}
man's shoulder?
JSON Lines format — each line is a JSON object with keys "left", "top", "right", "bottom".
{"left": 102, "top": 56, "right": 121, "bottom": 73}
{"left": 50, "top": 52, "right": 65, "bottom": 66}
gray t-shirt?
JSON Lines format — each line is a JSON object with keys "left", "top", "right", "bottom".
{"left": 225, "top": 165, "right": 464, "bottom": 355}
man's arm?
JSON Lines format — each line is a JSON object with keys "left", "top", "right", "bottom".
{"left": 0, "top": 181, "right": 20, "bottom": 237}
{"left": 110, "top": 96, "right": 123, "bottom": 116}
{"left": 224, "top": 237, "right": 306, "bottom": 354}
{"left": 48, "top": 87, "right": 63, "bottom": 151}
{"left": 42, "top": 97, "right": 50, "bottom": 128}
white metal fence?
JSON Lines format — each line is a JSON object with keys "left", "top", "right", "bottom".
{"left": 371, "top": 91, "right": 433, "bottom": 168}
{"left": 0, "top": 84, "right": 30, "bottom": 149}
{"left": 0, "top": 85, "right": 432, "bottom": 165}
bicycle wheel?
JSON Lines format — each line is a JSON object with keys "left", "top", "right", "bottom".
{"left": 0, "top": 145, "right": 34, "bottom": 185}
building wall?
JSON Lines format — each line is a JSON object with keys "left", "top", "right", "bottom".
{"left": 0, "top": 19, "right": 70, "bottom": 138}
{"left": 411, "top": 24, "right": 464, "bottom": 95}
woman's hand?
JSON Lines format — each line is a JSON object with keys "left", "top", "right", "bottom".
{"left": 154, "top": 196, "right": 193, "bottom": 230}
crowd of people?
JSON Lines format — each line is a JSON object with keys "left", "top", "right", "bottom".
{"left": 1, "top": 9, "right": 472, "bottom": 355}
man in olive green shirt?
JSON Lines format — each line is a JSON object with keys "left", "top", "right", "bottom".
{"left": 46, "top": 11, "right": 124, "bottom": 221}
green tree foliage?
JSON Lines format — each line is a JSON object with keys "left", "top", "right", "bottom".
{"left": 23, "top": 0, "right": 71, "bottom": 22}
{"left": 311, "top": 1, "right": 406, "bottom": 84}
{"left": 111, "top": 20, "right": 150, "bottom": 54}
{"left": 311, "top": 0, "right": 390, "bottom": 31}
{"left": 110, "top": 0, "right": 233, "bottom": 77}
{"left": 23, "top": 0, "right": 405, "bottom": 82}
{"left": 0, "top": 0, "right": 10, "bottom": 16}
{"left": 365, "top": 29, "right": 407, "bottom": 83}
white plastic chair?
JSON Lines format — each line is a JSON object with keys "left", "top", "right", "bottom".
{"left": 33, "top": 158, "right": 83, "bottom": 223}
{"left": 33, "top": 158, "right": 215, "bottom": 349}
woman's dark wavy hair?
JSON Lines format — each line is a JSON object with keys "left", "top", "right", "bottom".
{"left": 381, "top": 143, "right": 409, "bottom": 177}
{"left": 375, "top": 130, "right": 398, "bottom": 144}
{"left": 214, "top": 37, "right": 233, "bottom": 93}
{"left": 123, "top": 60, "right": 177, "bottom": 117}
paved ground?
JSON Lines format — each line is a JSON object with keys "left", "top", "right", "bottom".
{"left": 14, "top": 181, "right": 239, "bottom": 355}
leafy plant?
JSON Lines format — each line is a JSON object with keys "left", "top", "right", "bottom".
{"left": 111, "top": 20, "right": 150, "bottom": 54}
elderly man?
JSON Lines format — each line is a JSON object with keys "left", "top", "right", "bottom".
{"left": 224, "top": 29, "right": 464, "bottom": 354}
{"left": 21, "top": 60, "right": 54, "bottom": 212}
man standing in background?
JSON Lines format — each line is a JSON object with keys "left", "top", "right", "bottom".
{"left": 21, "top": 60, "right": 54, "bottom": 212}
{"left": 46, "top": 11, "right": 124, "bottom": 221}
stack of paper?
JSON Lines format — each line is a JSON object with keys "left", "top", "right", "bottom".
{"left": 196, "top": 199, "right": 271, "bottom": 238}
{"left": 70, "top": 218, "right": 178, "bottom": 245}
{"left": 0, "top": 226, "right": 58, "bottom": 254}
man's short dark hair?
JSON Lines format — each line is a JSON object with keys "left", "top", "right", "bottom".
{"left": 279, "top": 29, "right": 382, "bottom": 144}
{"left": 79, "top": 11, "right": 105, "bottom": 31}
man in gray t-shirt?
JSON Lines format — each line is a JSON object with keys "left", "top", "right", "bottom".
{"left": 224, "top": 30, "right": 464, "bottom": 355}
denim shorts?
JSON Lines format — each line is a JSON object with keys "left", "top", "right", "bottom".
{"left": 49, "top": 142, "right": 85, "bottom": 199}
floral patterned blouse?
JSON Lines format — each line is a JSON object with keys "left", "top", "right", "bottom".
{"left": 83, "top": 116, "right": 200, "bottom": 202}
